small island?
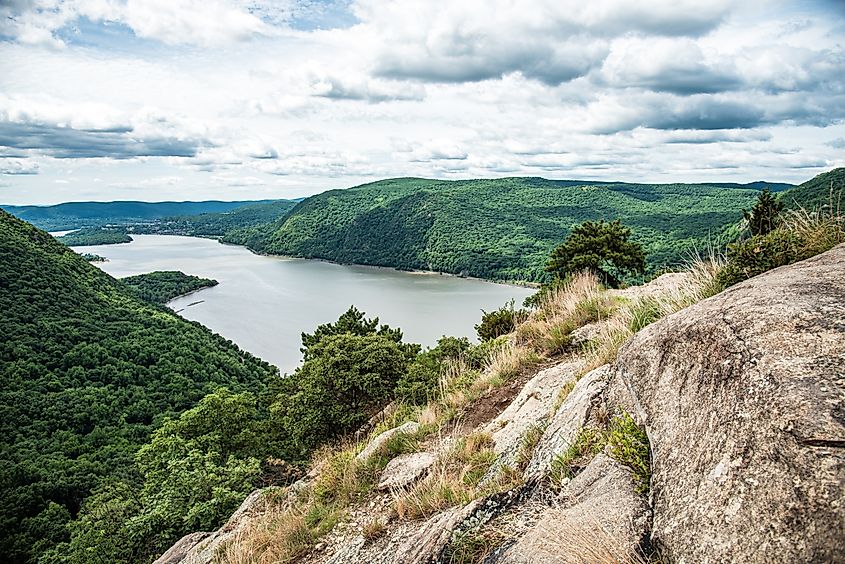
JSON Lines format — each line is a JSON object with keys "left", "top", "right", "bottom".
{"left": 79, "top": 253, "right": 106, "bottom": 262}
{"left": 121, "top": 270, "right": 218, "bottom": 305}
{"left": 58, "top": 227, "right": 132, "bottom": 246}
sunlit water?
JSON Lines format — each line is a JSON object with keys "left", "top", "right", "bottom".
{"left": 73, "top": 235, "right": 534, "bottom": 373}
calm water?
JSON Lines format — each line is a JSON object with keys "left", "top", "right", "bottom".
{"left": 73, "top": 235, "right": 534, "bottom": 373}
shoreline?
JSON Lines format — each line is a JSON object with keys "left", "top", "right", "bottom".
{"left": 216, "top": 239, "right": 540, "bottom": 289}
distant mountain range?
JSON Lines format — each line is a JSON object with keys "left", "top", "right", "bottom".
{"left": 4, "top": 170, "right": 841, "bottom": 283}
{"left": 0, "top": 199, "right": 281, "bottom": 231}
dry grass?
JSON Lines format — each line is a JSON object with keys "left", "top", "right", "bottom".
{"left": 519, "top": 510, "right": 650, "bottom": 564}
{"left": 393, "top": 432, "right": 497, "bottom": 521}
{"left": 219, "top": 504, "right": 313, "bottom": 564}
{"left": 516, "top": 272, "right": 614, "bottom": 355}
{"left": 480, "top": 341, "right": 539, "bottom": 389}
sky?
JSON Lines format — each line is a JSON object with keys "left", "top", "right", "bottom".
{"left": 0, "top": 0, "right": 843, "bottom": 204}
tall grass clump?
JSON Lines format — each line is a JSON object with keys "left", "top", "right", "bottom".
{"left": 582, "top": 252, "right": 724, "bottom": 371}
{"left": 517, "top": 272, "right": 615, "bottom": 355}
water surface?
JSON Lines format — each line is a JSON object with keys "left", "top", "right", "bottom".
{"left": 74, "top": 235, "right": 534, "bottom": 373}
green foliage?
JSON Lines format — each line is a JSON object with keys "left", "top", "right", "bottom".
{"left": 742, "top": 189, "right": 784, "bottom": 236}
{"left": 395, "top": 336, "right": 470, "bottom": 405}
{"left": 235, "top": 177, "right": 765, "bottom": 282}
{"left": 58, "top": 227, "right": 132, "bottom": 246}
{"left": 717, "top": 230, "right": 804, "bottom": 287}
{"left": 300, "top": 305, "right": 411, "bottom": 360}
{"left": 606, "top": 413, "right": 651, "bottom": 495}
{"left": 0, "top": 210, "right": 276, "bottom": 563}
{"left": 546, "top": 220, "right": 645, "bottom": 288}
{"left": 549, "top": 427, "right": 606, "bottom": 485}
{"left": 79, "top": 253, "right": 106, "bottom": 262}
{"left": 272, "top": 332, "right": 414, "bottom": 458}
{"left": 44, "top": 390, "right": 263, "bottom": 563}
{"left": 122, "top": 270, "right": 218, "bottom": 305}
{"left": 548, "top": 415, "right": 651, "bottom": 494}
{"left": 779, "top": 167, "right": 844, "bottom": 211}
{"left": 475, "top": 300, "right": 527, "bottom": 341}
{"left": 717, "top": 207, "right": 844, "bottom": 288}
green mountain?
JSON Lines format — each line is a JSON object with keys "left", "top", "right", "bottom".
{"left": 0, "top": 210, "right": 277, "bottom": 563}
{"left": 1, "top": 200, "right": 280, "bottom": 231}
{"left": 779, "top": 167, "right": 845, "bottom": 211}
{"left": 133, "top": 199, "right": 300, "bottom": 239}
{"left": 236, "top": 177, "right": 777, "bottom": 282}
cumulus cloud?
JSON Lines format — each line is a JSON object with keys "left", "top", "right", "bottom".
{"left": 358, "top": 0, "right": 732, "bottom": 85}
{"left": 0, "top": 96, "right": 213, "bottom": 159}
{"left": 0, "top": 0, "right": 273, "bottom": 48}
{"left": 308, "top": 73, "right": 425, "bottom": 103}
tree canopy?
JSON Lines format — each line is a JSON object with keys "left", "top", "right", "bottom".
{"left": 742, "top": 188, "right": 784, "bottom": 236}
{"left": 545, "top": 219, "right": 646, "bottom": 288}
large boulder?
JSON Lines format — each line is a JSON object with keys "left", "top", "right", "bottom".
{"left": 617, "top": 244, "right": 845, "bottom": 562}
{"left": 377, "top": 452, "right": 436, "bottom": 490}
{"left": 495, "top": 454, "right": 650, "bottom": 563}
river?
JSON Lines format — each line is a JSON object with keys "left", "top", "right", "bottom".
{"left": 72, "top": 235, "right": 534, "bottom": 373}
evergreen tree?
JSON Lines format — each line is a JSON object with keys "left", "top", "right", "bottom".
{"left": 546, "top": 220, "right": 646, "bottom": 288}
{"left": 742, "top": 188, "right": 784, "bottom": 236}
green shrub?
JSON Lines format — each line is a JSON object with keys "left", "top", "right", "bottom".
{"left": 606, "top": 413, "right": 651, "bottom": 494}
{"left": 717, "top": 230, "right": 804, "bottom": 287}
{"left": 475, "top": 300, "right": 527, "bottom": 341}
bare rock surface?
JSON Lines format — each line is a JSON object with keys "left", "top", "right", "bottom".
{"left": 356, "top": 421, "right": 420, "bottom": 463}
{"left": 325, "top": 500, "right": 482, "bottom": 564}
{"left": 617, "top": 244, "right": 845, "bottom": 563}
{"left": 164, "top": 488, "right": 273, "bottom": 564}
{"left": 523, "top": 364, "right": 612, "bottom": 482}
{"left": 153, "top": 532, "right": 212, "bottom": 564}
{"left": 377, "top": 452, "right": 436, "bottom": 490}
{"left": 484, "top": 360, "right": 581, "bottom": 462}
{"left": 496, "top": 454, "right": 650, "bottom": 563}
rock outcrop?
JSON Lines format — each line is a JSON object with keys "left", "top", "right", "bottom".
{"left": 357, "top": 421, "right": 420, "bottom": 462}
{"left": 377, "top": 452, "right": 436, "bottom": 490}
{"left": 523, "top": 364, "right": 612, "bottom": 482}
{"left": 483, "top": 360, "right": 581, "bottom": 465}
{"left": 155, "top": 245, "right": 845, "bottom": 564}
{"left": 617, "top": 244, "right": 845, "bottom": 562}
{"left": 495, "top": 454, "right": 651, "bottom": 563}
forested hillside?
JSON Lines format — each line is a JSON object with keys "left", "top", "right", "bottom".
{"left": 239, "top": 177, "right": 780, "bottom": 281}
{"left": 57, "top": 227, "right": 132, "bottom": 246}
{"left": 779, "top": 167, "right": 845, "bottom": 211}
{"left": 0, "top": 210, "right": 277, "bottom": 563}
{"left": 132, "top": 199, "right": 299, "bottom": 239}
{"left": 1, "top": 200, "right": 279, "bottom": 231}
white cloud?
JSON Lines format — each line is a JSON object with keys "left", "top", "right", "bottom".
{"left": 0, "top": 0, "right": 273, "bottom": 48}
{"left": 0, "top": 0, "right": 843, "bottom": 204}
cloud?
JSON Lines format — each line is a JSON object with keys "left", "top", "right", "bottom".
{"left": 0, "top": 158, "right": 39, "bottom": 175}
{"left": 826, "top": 138, "right": 845, "bottom": 149}
{"left": 308, "top": 74, "right": 425, "bottom": 103}
{"left": 359, "top": 0, "right": 732, "bottom": 85}
{"left": 596, "top": 37, "right": 742, "bottom": 94}
{"left": 0, "top": 0, "right": 273, "bottom": 48}
{"left": 0, "top": 121, "right": 207, "bottom": 158}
